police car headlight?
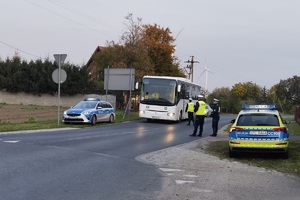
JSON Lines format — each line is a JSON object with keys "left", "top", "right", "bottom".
{"left": 63, "top": 111, "right": 67, "bottom": 115}
{"left": 167, "top": 113, "right": 175, "bottom": 117}
{"left": 83, "top": 111, "right": 91, "bottom": 115}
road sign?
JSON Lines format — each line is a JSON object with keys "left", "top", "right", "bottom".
{"left": 52, "top": 68, "right": 67, "bottom": 84}
{"left": 54, "top": 54, "right": 67, "bottom": 64}
{"left": 53, "top": 54, "right": 67, "bottom": 128}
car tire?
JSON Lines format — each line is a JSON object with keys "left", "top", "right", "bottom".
{"left": 282, "top": 150, "right": 289, "bottom": 159}
{"left": 108, "top": 114, "right": 114, "bottom": 123}
{"left": 229, "top": 148, "right": 236, "bottom": 158}
{"left": 91, "top": 115, "right": 97, "bottom": 125}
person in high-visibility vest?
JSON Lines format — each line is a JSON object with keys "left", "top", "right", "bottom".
{"left": 210, "top": 98, "right": 220, "bottom": 137}
{"left": 190, "top": 95, "right": 206, "bottom": 137}
{"left": 185, "top": 98, "right": 194, "bottom": 125}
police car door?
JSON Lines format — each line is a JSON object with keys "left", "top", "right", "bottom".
{"left": 96, "top": 102, "right": 105, "bottom": 121}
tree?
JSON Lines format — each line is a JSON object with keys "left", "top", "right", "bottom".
{"left": 143, "top": 24, "right": 185, "bottom": 77}
{"left": 207, "top": 87, "right": 232, "bottom": 113}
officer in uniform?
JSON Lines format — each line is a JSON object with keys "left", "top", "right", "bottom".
{"left": 190, "top": 95, "right": 206, "bottom": 137}
{"left": 185, "top": 97, "right": 194, "bottom": 125}
{"left": 210, "top": 98, "right": 220, "bottom": 137}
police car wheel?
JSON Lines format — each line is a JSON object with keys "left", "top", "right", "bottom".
{"left": 109, "top": 114, "right": 114, "bottom": 123}
{"left": 91, "top": 115, "right": 97, "bottom": 125}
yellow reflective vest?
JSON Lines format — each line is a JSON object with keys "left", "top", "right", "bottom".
{"left": 187, "top": 102, "right": 194, "bottom": 112}
{"left": 195, "top": 100, "right": 206, "bottom": 115}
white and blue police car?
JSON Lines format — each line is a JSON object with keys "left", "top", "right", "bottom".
{"left": 62, "top": 98, "right": 115, "bottom": 125}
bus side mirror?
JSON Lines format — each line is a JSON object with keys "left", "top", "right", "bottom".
{"left": 177, "top": 85, "right": 181, "bottom": 92}
{"left": 135, "top": 82, "right": 139, "bottom": 89}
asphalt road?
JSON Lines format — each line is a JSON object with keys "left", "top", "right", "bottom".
{"left": 1, "top": 114, "right": 300, "bottom": 200}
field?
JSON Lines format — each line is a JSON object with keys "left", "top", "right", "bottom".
{"left": 0, "top": 103, "right": 68, "bottom": 123}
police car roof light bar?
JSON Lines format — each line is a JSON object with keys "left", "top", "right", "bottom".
{"left": 242, "top": 104, "right": 277, "bottom": 110}
{"left": 84, "top": 98, "right": 101, "bottom": 101}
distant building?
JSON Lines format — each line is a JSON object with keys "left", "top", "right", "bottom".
{"left": 86, "top": 46, "right": 105, "bottom": 81}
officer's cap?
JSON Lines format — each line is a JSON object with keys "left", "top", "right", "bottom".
{"left": 189, "top": 97, "right": 192, "bottom": 101}
{"left": 197, "top": 95, "right": 204, "bottom": 99}
{"left": 213, "top": 98, "right": 219, "bottom": 102}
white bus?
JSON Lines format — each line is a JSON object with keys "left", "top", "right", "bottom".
{"left": 138, "top": 76, "right": 202, "bottom": 122}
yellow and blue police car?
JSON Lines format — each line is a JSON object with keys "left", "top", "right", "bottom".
{"left": 229, "top": 105, "right": 289, "bottom": 158}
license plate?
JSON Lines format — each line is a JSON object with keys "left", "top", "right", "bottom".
{"left": 249, "top": 131, "right": 268, "bottom": 135}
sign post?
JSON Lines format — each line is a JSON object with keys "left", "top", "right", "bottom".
{"left": 53, "top": 54, "right": 67, "bottom": 127}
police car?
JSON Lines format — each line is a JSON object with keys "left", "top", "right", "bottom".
{"left": 229, "top": 105, "right": 289, "bottom": 158}
{"left": 62, "top": 98, "right": 115, "bottom": 125}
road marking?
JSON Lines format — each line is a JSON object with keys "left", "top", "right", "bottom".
{"left": 159, "top": 168, "right": 182, "bottom": 172}
{"left": 175, "top": 180, "right": 195, "bottom": 184}
{"left": 184, "top": 174, "right": 199, "bottom": 178}
{"left": 192, "top": 188, "right": 213, "bottom": 193}
{"left": 3, "top": 140, "right": 20, "bottom": 143}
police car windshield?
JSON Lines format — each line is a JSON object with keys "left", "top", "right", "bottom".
{"left": 236, "top": 114, "right": 279, "bottom": 126}
{"left": 73, "top": 101, "right": 97, "bottom": 109}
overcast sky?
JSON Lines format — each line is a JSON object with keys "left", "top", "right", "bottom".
{"left": 1, "top": 0, "right": 299, "bottom": 92}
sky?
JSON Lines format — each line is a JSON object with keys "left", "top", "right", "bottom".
{"left": 1, "top": 0, "right": 299, "bottom": 92}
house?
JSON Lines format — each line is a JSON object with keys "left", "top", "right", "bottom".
{"left": 86, "top": 46, "right": 105, "bottom": 81}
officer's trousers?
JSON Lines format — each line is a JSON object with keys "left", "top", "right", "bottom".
{"left": 193, "top": 115, "right": 205, "bottom": 136}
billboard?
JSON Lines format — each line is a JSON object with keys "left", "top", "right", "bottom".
{"left": 104, "top": 68, "right": 135, "bottom": 90}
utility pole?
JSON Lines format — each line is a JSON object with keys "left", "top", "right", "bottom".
{"left": 185, "top": 56, "right": 199, "bottom": 82}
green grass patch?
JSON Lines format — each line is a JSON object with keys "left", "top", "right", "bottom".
{"left": 207, "top": 118, "right": 300, "bottom": 176}
{"left": 0, "top": 102, "right": 7, "bottom": 108}
{"left": 21, "top": 104, "right": 45, "bottom": 110}
{"left": 287, "top": 121, "right": 300, "bottom": 136}
{"left": 206, "top": 140, "right": 300, "bottom": 176}
{"left": 0, "top": 111, "right": 140, "bottom": 132}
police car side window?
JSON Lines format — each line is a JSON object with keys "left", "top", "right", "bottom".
{"left": 97, "top": 103, "right": 104, "bottom": 109}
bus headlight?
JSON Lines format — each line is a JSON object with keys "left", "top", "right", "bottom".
{"left": 167, "top": 113, "right": 175, "bottom": 117}
{"left": 139, "top": 110, "right": 145, "bottom": 114}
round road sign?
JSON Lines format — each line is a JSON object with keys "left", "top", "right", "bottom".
{"left": 52, "top": 68, "right": 67, "bottom": 84}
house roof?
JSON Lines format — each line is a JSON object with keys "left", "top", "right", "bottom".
{"left": 86, "top": 46, "right": 105, "bottom": 67}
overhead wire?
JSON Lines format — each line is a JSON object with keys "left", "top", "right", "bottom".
{"left": 24, "top": 0, "right": 109, "bottom": 36}
{"left": 3, "top": 0, "right": 123, "bottom": 61}
{"left": 0, "top": 40, "right": 42, "bottom": 59}
{"left": 48, "top": 0, "right": 120, "bottom": 32}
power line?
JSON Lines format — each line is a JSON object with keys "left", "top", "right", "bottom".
{"left": 48, "top": 0, "right": 120, "bottom": 32}
{"left": 25, "top": 0, "right": 111, "bottom": 36}
{"left": 184, "top": 56, "right": 199, "bottom": 82}
{"left": 0, "top": 40, "right": 42, "bottom": 59}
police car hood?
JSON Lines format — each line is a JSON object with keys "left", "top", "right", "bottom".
{"left": 66, "top": 108, "right": 93, "bottom": 114}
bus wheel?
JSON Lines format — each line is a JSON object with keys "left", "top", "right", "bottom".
{"left": 177, "top": 112, "right": 182, "bottom": 123}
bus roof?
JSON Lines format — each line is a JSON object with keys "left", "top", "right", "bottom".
{"left": 143, "top": 75, "right": 191, "bottom": 82}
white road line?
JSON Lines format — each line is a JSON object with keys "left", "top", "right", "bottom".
{"left": 183, "top": 174, "right": 199, "bottom": 178}
{"left": 3, "top": 140, "right": 20, "bottom": 143}
{"left": 159, "top": 168, "right": 182, "bottom": 172}
{"left": 175, "top": 180, "right": 195, "bottom": 184}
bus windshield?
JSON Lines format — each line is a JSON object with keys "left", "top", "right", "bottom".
{"left": 140, "top": 78, "right": 176, "bottom": 106}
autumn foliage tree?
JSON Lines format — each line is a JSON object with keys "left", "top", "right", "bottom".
{"left": 142, "top": 24, "right": 184, "bottom": 77}
{"left": 94, "top": 14, "right": 185, "bottom": 84}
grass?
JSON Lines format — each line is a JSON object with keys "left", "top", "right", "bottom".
{"left": 0, "top": 110, "right": 140, "bottom": 132}
{"left": 206, "top": 120, "right": 300, "bottom": 176}
{"left": 21, "top": 104, "right": 45, "bottom": 110}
